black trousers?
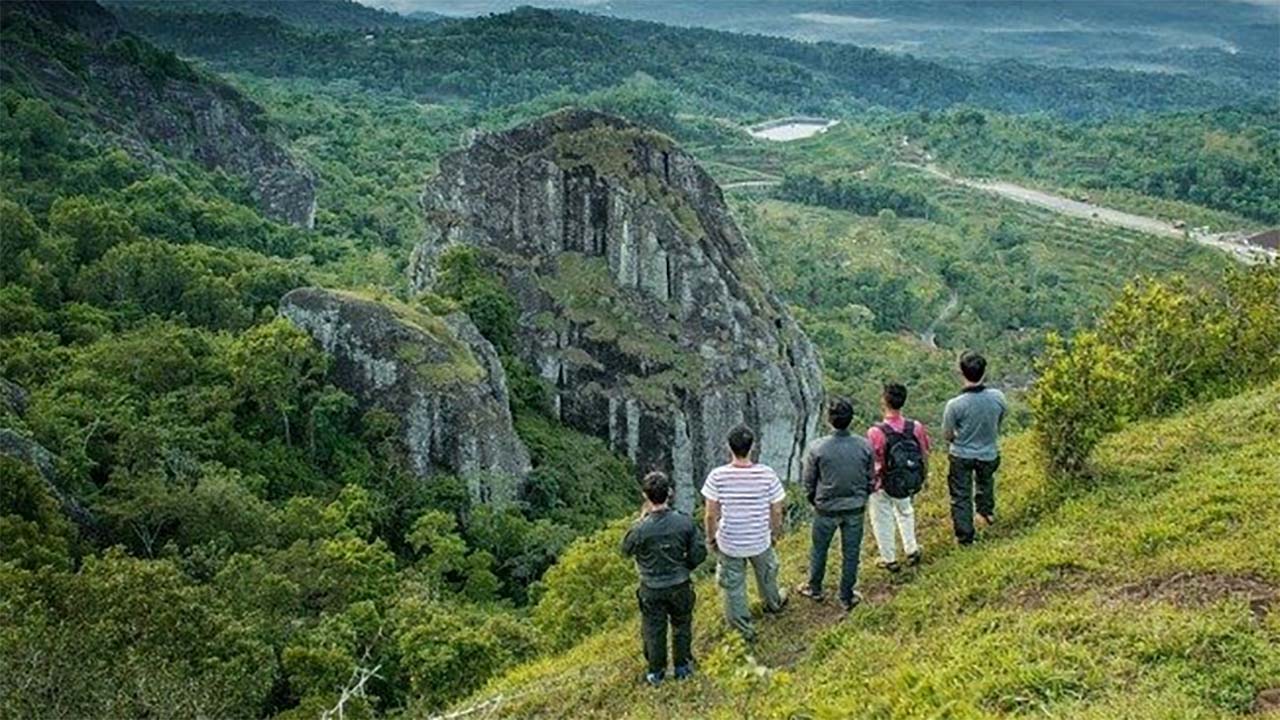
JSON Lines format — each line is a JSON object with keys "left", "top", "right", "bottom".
{"left": 637, "top": 581, "right": 695, "bottom": 675}
{"left": 947, "top": 455, "right": 1001, "bottom": 544}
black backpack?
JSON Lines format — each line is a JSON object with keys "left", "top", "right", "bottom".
{"left": 880, "top": 420, "right": 925, "bottom": 499}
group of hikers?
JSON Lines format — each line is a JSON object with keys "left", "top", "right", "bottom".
{"left": 622, "top": 350, "right": 1008, "bottom": 685}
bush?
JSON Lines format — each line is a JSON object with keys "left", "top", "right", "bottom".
{"left": 432, "top": 245, "right": 518, "bottom": 352}
{"left": 1030, "top": 264, "right": 1280, "bottom": 475}
{"left": 531, "top": 518, "right": 637, "bottom": 651}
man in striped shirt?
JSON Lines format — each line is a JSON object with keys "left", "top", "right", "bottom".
{"left": 702, "top": 424, "right": 788, "bottom": 642}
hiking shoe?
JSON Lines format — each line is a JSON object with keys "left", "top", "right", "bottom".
{"left": 673, "top": 663, "right": 694, "bottom": 681}
{"left": 876, "top": 558, "right": 901, "bottom": 573}
{"left": 764, "top": 591, "right": 789, "bottom": 614}
{"left": 839, "top": 591, "right": 864, "bottom": 614}
{"left": 978, "top": 513, "right": 995, "bottom": 527}
{"left": 796, "top": 583, "right": 824, "bottom": 602}
{"left": 644, "top": 671, "right": 665, "bottom": 687}
{"left": 906, "top": 550, "right": 922, "bottom": 567}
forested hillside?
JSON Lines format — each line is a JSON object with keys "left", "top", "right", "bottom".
{"left": 108, "top": 3, "right": 1262, "bottom": 119}
{"left": 2, "top": 1, "right": 1277, "bottom": 718}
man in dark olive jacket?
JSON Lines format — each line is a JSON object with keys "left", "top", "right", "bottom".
{"left": 621, "top": 471, "right": 707, "bottom": 686}
{"left": 796, "top": 397, "right": 875, "bottom": 612}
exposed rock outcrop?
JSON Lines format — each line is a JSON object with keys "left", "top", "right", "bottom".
{"left": 0, "top": 1, "right": 317, "bottom": 228}
{"left": 0, "top": 428, "right": 100, "bottom": 538}
{"left": 280, "top": 288, "right": 530, "bottom": 502}
{"left": 410, "top": 109, "right": 823, "bottom": 510}
{"left": 1, "top": 377, "right": 30, "bottom": 418}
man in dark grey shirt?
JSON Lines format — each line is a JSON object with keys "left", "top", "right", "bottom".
{"left": 621, "top": 471, "right": 706, "bottom": 685}
{"left": 942, "top": 350, "right": 1008, "bottom": 545}
{"left": 796, "top": 397, "right": 875, "bottom": 612}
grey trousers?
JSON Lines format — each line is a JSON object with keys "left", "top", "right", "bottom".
{"left": 716, "top": 547, "right": 784, "bottom": 642}
{"left": 807, "top": 509, "right": 865, "bottom": 605}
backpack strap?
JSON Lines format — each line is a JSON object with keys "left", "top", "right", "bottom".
{"left": 902, "top": 419, "right": 915, "bottom": 440}
{"left": 881, "top": 420, "right": 909, "bottom": 438}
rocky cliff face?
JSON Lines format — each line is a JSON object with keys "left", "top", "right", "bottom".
{"left": 410, "top": 109, "right": 823, "bottom": 510}
{"left": 280, "top": 288, "right": 530, "bottom": 502}
{"left": 0, "top": 1, "right": 316, "bottom": 228}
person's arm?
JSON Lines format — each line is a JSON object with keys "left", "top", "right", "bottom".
{"left": 942, "top": 400, "right": 957, "bottom": 443}
{"left": 864, "top": 443, "right": 875, "bottom": 495}
{"left": 621, "top": 522, "right": 639, "bottom": 557}
{"left": 770, "top": 500, "right": 784, "bottom": 545}
{"left": 868, "top": 427, "right": 885, "bottom": 480}
{"left": 917, "top": 422, "right": 932, "bottom": 481}
{"left": 687, "top": 521, "right": 708, "bottom": 570}
{"left": 801, "top": 446, "right": 818, "bottom": 505}
{"left": 768, "top": 473, "right": 786, "bottom": 544}
{"left": 703, "top": 499, "right": 720, "bottom": 551}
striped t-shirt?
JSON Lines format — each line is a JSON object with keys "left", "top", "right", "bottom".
{"left": 701, "top": 462, "right": 786, "bottom": 558}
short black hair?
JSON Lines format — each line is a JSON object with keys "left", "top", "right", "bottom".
{"left": 727, "top": 424, "right": 755, "bottom": 458}
{"left": 828, "top": 397, "right": 854, "bottom": 430}
{"left": 641, "top": 471, "right": 671, "bottom": 505}
{"left": 959, "top": 350, "right": 987, "bottom": 383}
{"left": 883, "top": 382, "right": 908, "bottom": 410}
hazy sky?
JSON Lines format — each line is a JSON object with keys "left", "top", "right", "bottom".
{"left": 359, "top": 0, "right": 1280, "bottom": 16}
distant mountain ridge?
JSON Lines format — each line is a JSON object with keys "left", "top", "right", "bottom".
{"left": 105, "top": 0, "right": 429, "bottom": 30}
{"left": 105, "top": 3, "right": 1257, "bottom": 119}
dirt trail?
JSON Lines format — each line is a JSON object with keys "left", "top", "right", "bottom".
{"left": 904, "top": 163, "right": 1274, "bottom": 262}
{"left": 722, "top": 179, "right": 781, "bottom": 190}
{"left": 920, "top": 290, "right": 960, "bottom": 349}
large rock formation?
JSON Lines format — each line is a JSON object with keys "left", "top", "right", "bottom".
{"left": 410, "top": 109, "right": 823, "bottom": 510}
{"left": 0, "top": 1, "right": 316, "bottom": 228}
{"left": 280, "top": 288, "right": 530, "bottom": 502}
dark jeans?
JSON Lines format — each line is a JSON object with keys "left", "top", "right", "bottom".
{"left": 807, "top": 509, "right": 865, "bottom": 604}
{"left": 637, "top": 581, "right": 695, "bottom": 675}
{"left": 947, "top": 455, "right": 1001, "bottom": 544}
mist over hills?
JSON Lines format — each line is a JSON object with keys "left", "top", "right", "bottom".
{"left": 362, "top": 0, "right": 1280, "bottom": 87}
{"left": 106, "top": 2, "right": 1272, "bottom": 119}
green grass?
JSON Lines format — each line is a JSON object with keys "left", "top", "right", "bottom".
{"left": 442, "top": 382, "right": 1280, "bottom": 718}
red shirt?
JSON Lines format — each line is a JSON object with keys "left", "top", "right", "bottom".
{"left": 867, "top": 414, "right": 932, "bottom": 492}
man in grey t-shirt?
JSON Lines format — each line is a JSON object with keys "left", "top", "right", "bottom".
{"left": 942, "top": 351, "right": 1007, "bottom": 545}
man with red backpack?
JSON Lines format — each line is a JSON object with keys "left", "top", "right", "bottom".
{"left": 867, "top": 382, "right": 931, "bottom": 572}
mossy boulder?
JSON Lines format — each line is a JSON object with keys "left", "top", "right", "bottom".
{"left": 280, "top": 288, "right": 530, "bottom": 502}
{"left": 410, "top": 109, "right": 823, "bottom": 509}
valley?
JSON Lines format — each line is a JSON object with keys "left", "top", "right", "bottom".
{"left": 1, "top": 2, "right": 1277, "bottom": 719}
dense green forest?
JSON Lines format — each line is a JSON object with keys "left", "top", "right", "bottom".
{"left": 107, "top": 2, "right": 1265, "bottom": 120}
{"left": 2, "top": 1, "right": 1278, "bottom": 718}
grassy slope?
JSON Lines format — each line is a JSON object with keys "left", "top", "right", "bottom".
{"left": 445, "top": 383, "right": 1280, "bottom": 718}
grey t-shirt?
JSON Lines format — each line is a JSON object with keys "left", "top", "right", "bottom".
{"left": 942, "top": 386, "right": 1007, "bottom": 461}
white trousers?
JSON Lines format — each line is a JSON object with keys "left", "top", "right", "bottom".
{"left": 869, "top": 490, "right": 918, "bottom": 563}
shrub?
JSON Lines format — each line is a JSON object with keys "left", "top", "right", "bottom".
{"left": 1030, "top": 264, "right": 1280, "bottom": 475}
{"left": 531, "top": 518, "right": 637, "bottom": 651}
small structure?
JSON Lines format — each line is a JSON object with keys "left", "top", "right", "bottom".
{"left": 1245, "top": 229, "right": 1280, "bottom": 250}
